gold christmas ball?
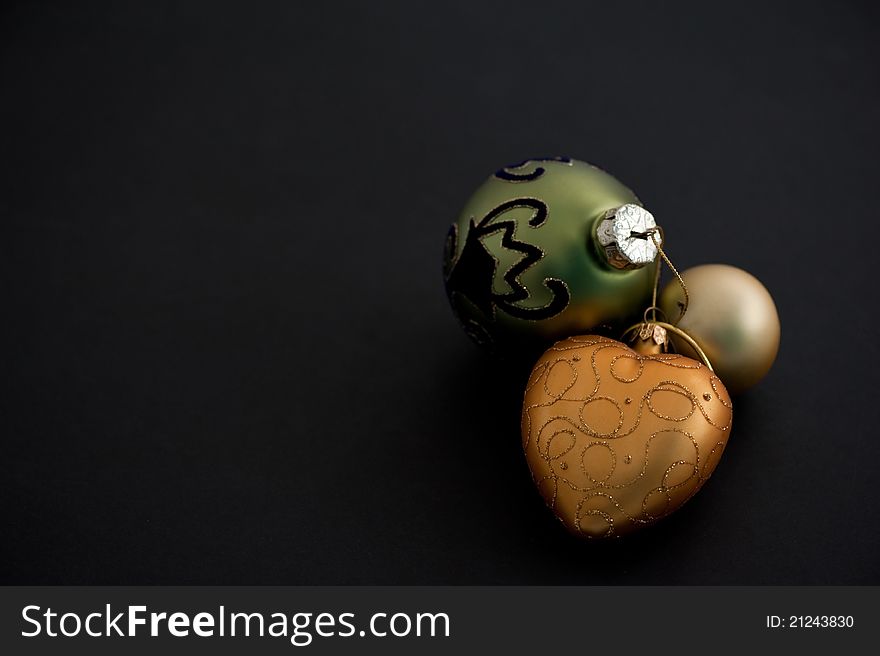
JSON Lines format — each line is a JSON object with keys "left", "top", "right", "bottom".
{"left": 522, "top": 335, "right": 732, "bottom": 538}
{"left": 659, "top": 264, "right": 780, "bottom": 394}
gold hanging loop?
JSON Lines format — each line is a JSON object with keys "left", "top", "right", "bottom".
{"left": 622, "top": 224, "right": 710, "bottom": 367}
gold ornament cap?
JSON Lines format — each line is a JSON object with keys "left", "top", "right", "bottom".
{"left": 596, "top": 204, "right": 662, "bottom": 270}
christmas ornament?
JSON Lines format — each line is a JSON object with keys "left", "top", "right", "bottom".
{"left": 441, "top": 156, "right": 781, "bottom": 540}
{"left": 443, "top": 157, "right": 659, "bottom": 353}
{"left": 659, "top": 264, "right": 780, "bottom": 394}
{"left": 521, "top": 334, "right": 732, "bottom": 538}
{"left": 520, "top": 229, "right": 746, "bottom": 538}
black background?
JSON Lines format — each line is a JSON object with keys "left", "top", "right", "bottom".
{"left": 2, "top": 0, "right": 878, "bottom": 585}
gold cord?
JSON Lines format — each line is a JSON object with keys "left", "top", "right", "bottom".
{"left": 632, "top": 226, "right": 689, "bottom": 324}
{"left": 623, "top": 225, "right": 710, "bottom": 367}
{"left": 652, "top": 228, "right": 688, "bottom": 324}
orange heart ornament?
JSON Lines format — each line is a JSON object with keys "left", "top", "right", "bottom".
{"left": 521, "top": 334, "right": 732, "bottom": 538}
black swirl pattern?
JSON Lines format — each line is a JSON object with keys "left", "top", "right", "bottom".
{"left": 494, "top": 156, "right": 572, "bottom": 182}
{"left": 445, "top": 198, "right": 570, "bottom": 323}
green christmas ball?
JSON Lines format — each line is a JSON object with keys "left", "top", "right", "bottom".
{"left": 443, "top": 157, "right": 657, "bottom": 353}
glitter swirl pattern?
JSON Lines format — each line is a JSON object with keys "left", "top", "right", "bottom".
{"left": 522, "top": 335, "right": 733, "bottom": 538}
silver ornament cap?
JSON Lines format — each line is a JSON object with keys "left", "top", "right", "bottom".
{"left": 596, "top": 204, "right": 661, "bottom": 270}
